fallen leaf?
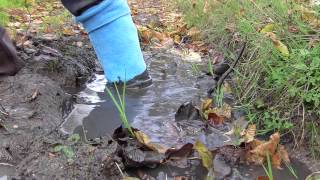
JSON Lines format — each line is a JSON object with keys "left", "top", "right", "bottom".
{"left": 265, "top": 32, "right": 289, "bottom": 57}
{"left": 201, "top": 99, "right": 213, "bottom": 113}
{"left": 211, "top": 103, "right": 232, "bottom": 119}
{"left": 256, "top": 176, "right": 269, "bottom": 180}
{"left": 134, "top": 131, "right": 168, "bottom": 154}
{"left": 63, "top": 28, "right": 75, "bottom": 36}
{"left": 260, "top": 23, "right": 275, "bottom": 33}
{"left": 246, "top": 132, "right": 290, "bottom": 169}
{"left": 208, "top": 112, "right": 225, "bottom": 125}
{"left": 250, "top": 132, "right": 279, "bottom": 157}
{"left": 194, "top": 140, "right": 213, "bottom": 171}
{"left": 243, "top": 124, "right": 256, "bottom": 143}
{"left": 165, "top": 143, "right": 193, "bottom": 160}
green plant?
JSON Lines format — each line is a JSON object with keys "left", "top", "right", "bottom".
{"left": 262, "top": 152, "right": 274, "bottom": 180}
{"left": 258, "top": 112, "right": 293, "bottom": 135}
{"left": 173, "top": 0, "right": 320, "bottom": 157}
{"left": 208, "top": 59, "right": 214, "bottom": 76}
{"left": 284, "top": 161, "right": 298, "bottom": 179}
{"left": 190, "top": 62, "right": 201, "bottom": 76}
{"left": 105, "top": 82, "right": 134, "bottom": 137}
{"left": 214, "top": 86, "right": 224, "bottom": 107}
{"left": 307, "top": 121, "right": 320, "bottom": 159}
{"left": 0, "top": 0, "right": 26, "bottom": 25}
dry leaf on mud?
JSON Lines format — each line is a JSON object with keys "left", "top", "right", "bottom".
{"left": 242, "top": 124, "right": 256, "bottom": 143}
{"left": 256, "top": 176, "right": 269, "bottom": 180}
{"left": 246, "top": 132, "right": 290, "bottom": 169}
{"left": 194, "top": 140, "right": 213, "bottom": 171}
{"left": 134, "top": 131, "right": 168, "bottom": 154}
{"left": 208, "top": 112, "right": 225, "bottom": 125}
{"left": 201, "top": 98, "right": 213, "bottom": 112}
{"left": 211, "top": 103, "right": 232, "bottom": 119}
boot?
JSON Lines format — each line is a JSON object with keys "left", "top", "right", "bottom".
{"left": 0, "top": 27, "right": 24, "bottom": 77}
{"left": 61, "top": 0, "right": 151, "bottom": 87}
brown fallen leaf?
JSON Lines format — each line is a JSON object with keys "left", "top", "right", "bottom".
{"left": 256, "top": 176, "right": 269, "bottom": 180}
{"left": 165, "top": 143, "right": 193, "bottom": 160}
{"left": 250, "top": 132, "right": 280, "bottom": 157}
{"left": 211, "top": 103, "right": 232, "bottom": 119}
{"left": 242, "top": 124, "right": 256, "bottom": 143}
{"left": 208, "top": 112, "right": 225, "bottom": 125}
{"left": 246, "top": 132, "right": 290, "bottom": 169}
{"left": 134, "top": 130, "right": 169, "bottom": 154}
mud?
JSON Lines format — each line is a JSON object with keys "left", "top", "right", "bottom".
{"left": 0, "top": 34, "right": 118, "bottom": 179}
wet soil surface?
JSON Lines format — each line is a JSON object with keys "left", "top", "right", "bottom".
{"left": 0, "top": 0, "right": 319, "bottom": 179}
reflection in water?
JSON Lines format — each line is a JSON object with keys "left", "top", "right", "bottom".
{"left": 61, "top": 53, "right": 203, "bottom": 145}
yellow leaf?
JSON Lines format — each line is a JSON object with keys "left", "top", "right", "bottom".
{"left": 194, "top": 140, "right": 213, "bottom": 171}
{"left": 201, "top": 99, "right": 213, "bottom": 113}
{"left": 211, "top": 103, "right": 232, "bottom": 119}
{"left": 243, "top": 124, "right": 256, "bottom": 143}
{"left": 265, "top": 32, "right": 290, "bottom": 57}
{"left": 134, "top": 131, "right": 168, "bottom": 154}
{"left": 260, "top": 23, "right": 275, "bottom": 33}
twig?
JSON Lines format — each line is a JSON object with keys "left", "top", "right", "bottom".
{"left": 208, "top": 42, "right": 247, "bottom": 95}
{"left": 115, "top": 162, "right": 125, "bottom": 178}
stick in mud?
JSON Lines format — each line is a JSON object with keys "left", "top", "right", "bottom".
{"left": 208, "top": 42, "right": 247, "bottom": 95}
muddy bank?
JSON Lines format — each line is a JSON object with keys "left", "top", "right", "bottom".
{"left": 0, "top": 34, "right": 119, "bottom": 179}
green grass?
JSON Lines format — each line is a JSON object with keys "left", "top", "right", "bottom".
{"left": 174, "top": 0, "right": 320, "bottom": 157}
{"left": 262, "top": 153, "right": 274, "bottom": 180}
{"left": 105, "top": 82, "right": 134, "bottom": 137}
{"left": 0, "top": 0, "right": 26, "bottom": 26}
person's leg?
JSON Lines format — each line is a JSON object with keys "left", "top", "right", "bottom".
{"left": 60, "top": 0, "right": 103, "bottom": 16}
{"left": 0, "top": 27, "right": 24, "bottom": 77}
{"left": 61, "top": 0, "right": 151, "bottom": 87}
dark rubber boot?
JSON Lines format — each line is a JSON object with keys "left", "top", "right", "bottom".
{"left": 60, "top": 0, "right": 103, "bottom": 16}
{"left": 0, "top": 27, "right": 24, "bottom": 77}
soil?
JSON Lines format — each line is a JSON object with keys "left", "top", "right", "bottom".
{"left": 0, "top": 34, "right": 117, "bottom": 179}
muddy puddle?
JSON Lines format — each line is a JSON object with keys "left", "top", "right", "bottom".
{"left": 60, "top": 51, "right": 311, "bottom": 179}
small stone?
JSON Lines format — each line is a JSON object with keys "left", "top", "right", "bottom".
{"left": 13, "top": 125, "right": 18, "bottom": 129}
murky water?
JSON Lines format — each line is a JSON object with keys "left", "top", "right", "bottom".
{"left": 60, "top": 51, "right": 312, "bottom": 179}
{"left": 0, "top": 164, "right": 15, "bottom": 179}
{"left": 61, "top": 52, "right": 204, "bottom": 146}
